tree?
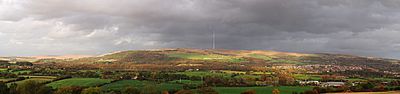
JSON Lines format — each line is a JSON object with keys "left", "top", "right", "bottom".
{"left": 81, "top": 87, "right": 103, "bottom": 94}
{"left": 0, "top": 82, "right": 9, "bottom": 94}
{"left": 16, "top": 61, "right": 33, "bottom": 66}
{"left": 0, "top": 60, "right": 10, "bottom": 66}
{"left": 16, "top": 80, "right": 42, "bottom": 94}
{"left": 54, "top": 86, "right": 83, "bottom": 94}
{"left": 275, "top": 71, "right": 295, "bottom": 85}
{"left": 122, "top": 86, "right": 141, "bottom": 94}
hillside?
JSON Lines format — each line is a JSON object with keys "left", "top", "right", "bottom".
{"left": 31, "top": 48, "right": 400, "bottom": 73}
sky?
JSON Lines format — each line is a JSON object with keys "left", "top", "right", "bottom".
{"left": 0, "top": 0, "right": 400, "bottom": 59}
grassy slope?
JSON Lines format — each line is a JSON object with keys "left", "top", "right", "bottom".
{"left": 47, "top": 78, "right": 113, "bottom": 89}
{"left": 168, "top": 53, "right": 245, "bottom": 63}
{"left": 101, "top": 80, "right": 183, "bottom": 91}
{"left": 7, "top": 78, "right": 54, "bottom": 86}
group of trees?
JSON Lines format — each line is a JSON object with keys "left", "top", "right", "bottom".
{"left": 0, "top": 60, "right": 33, "bottom": 67}
{"left": 0, "top": 81, "right": 113, "bottom": 94}
{"left": 0, "top": 81, "right": 51, "bottom": 94}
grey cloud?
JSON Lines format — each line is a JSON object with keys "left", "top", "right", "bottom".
{"left": 0, "top": 0, "right": 400, "bottom": 59}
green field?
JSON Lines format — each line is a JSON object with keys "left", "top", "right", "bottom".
{"left": 169, "top": 80, "right": 203, "bottom": 87}
{"left": 252, "top": 72, "right": 273, "bottom": 75}
{"left": 47, "top": 78, "right": 113, "bottom": 89}
{"left": 214, "top": 86, "right": 314, "bottom": 94}
{"left": 248, "top": 54, "right": 273, "bottom": 61}
{"left": 157, "top": 83, "right": 183, "bottom": 91}
{"left": 101, "top": 80, "right": 183, "bottom": 91}
{"left": 175, "top": 71, "right": 261, "bottom": 79}
{"left": 373, "top": 78, "right": 400, "bottom": 81}
{"left": 293, "top": 74, "right": 321, "bottom": 80}
{"left": 11, "top": 70, "right": 31, "bottom": 74}
{"left": 0, "top": 68, "right": 7, "bottom": 72}
{"left": 20, "top": 75, "right": 58, "bottom": 79}
{"left": 0, "top": 68, "right": 31, "bottom": 74}
{"left": 345, "top": 78, "right": 367, "bottom": 82}
{"left": 0, "top": 78, "right": 16, "bottom": 82}
{"left": 8, "top": 78, "right": 53, "bottom": 85}
{"left": 101, "top": 80, "right": 151, "bottom": 91}
{"left": 175, "top": 71, "right": 231, "bottom": 78}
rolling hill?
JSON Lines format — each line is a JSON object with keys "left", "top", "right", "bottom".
{"left": 31, "top": 48, "right": 400, "bottom": 73}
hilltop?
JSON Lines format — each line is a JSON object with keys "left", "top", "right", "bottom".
{"left": 29, "top": 48, "right": 400, "bottom": 73}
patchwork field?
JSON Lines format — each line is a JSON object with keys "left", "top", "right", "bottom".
{"left": 0, "top": 68, "right": 31, "bottom": 74}
{"left": 47, "top": 78, "right": 113, "bottom": 89}
{"left": 248, "top": 54, "right": 273, "bottom": 61}
{"left": 214, "top": 86, "right": 314, "bottom": 94}
{"left": 101, "top": 80, "right": 183, "bottom": 91}
{"left": 7, "top": 78, "right": 54, "bottom": 86}
{"left": 175, "top": 71, "right": 231, "bottom": 78}
{"left": 169, "top": 80, "right": 203, "bottom": 87}
{"left": 293, "top": 74, "right": 321, "bottom": 80}
{"left": 101, "top": 80, "right": 151, "bottom": 91}
{"left": 0, "top": 78, "right": 16, "bottom": 82}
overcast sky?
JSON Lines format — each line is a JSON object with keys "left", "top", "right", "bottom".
{"left": 1, "top": 0, "right": 400, "bottom": 59}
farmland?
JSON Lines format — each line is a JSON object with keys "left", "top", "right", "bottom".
{"left": 0, "top": 48, "right": 399, "bottom": 94}
{"left": 8, "top": 78, "right": 53, "bottom": 85}
{"left": 101, "top": 80, "right": 152, "bottom": 91}
{"left": 101, "top": 80, "right": 184, "bottom": 92}
{"left": 47, "top": 78, "right": 113, "bottom": 89}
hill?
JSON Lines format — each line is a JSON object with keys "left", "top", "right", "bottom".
{"left": 31, "top": 48, "right": 400, "bottom": 73}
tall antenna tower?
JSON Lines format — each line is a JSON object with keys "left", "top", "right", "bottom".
{"left": 212, "top": 30, "right": 215, "bottom": 49}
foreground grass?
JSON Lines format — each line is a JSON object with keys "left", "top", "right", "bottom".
{"left": 214, "top": 86, "right": 313, "bottom": 94}
{"left": 47, "top": 78, "right": 113, "bottom": 89}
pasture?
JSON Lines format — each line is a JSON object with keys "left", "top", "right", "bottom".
{"left": 293, "top": 74, "right": 321, "bottom": 80}
{"left": 101, "top": 80, "right": 183, "bottom": 91}
{"left": 7, "top": 78, "right": 54, "bottom": 86}
{"left": 47, "top": 78, "right": 113, "bottom": 89}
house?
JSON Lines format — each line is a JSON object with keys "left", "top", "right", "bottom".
{"left": 321, "top": 82, "right": 346, "bottom": 87}
{"left": 298, "top": 80, "right": 320, "bottom": 86}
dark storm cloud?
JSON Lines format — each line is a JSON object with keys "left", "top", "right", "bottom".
{"left": 0, "top": 0, "right": 400, "bottom": 59}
